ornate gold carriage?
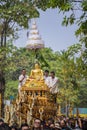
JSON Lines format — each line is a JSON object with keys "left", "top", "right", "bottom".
{"left": 5, "top": 64, "right": 58, "bottom": 125}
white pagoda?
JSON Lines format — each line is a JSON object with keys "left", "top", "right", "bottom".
{"left": 26, "top": 20, "right": 44, "bottom": 50}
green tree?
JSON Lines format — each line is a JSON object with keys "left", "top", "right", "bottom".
{"left": 0, "top": 0, "right": 39, "bottom": 116}
{"left": 0, "top": 0, "right": 39, "bottom": 46}
{"left": 34, "top": 0, "right": 87, "bottom": 42}
{"left": 52, "top": 43, "right": 87, "bottom": 115}
{"left": 78, "top": 81, "right": 87, "bottom": 107}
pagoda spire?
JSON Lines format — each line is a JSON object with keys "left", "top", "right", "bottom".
{"left": 26, "top": 20, "right": 44, "bottom": 50}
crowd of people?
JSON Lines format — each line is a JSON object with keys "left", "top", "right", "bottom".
{"left": 0, "top": 116, "right": 87, "bottom": 130}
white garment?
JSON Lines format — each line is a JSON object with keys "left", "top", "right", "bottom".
{"left": 46, "top": 76, "right": 59, "bottom": 94}
{"left": 44, "top": 76, "right": 50, "bottom": 85}
{"left": 18, "top": 74, "right": 28, "bottom": 91}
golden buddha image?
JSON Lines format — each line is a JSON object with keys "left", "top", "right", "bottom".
{"left": 30, "top": 63, "right": 43, "bottom": 81}
{"left": 23, "top": 63, "right": 46, "bottom": 88}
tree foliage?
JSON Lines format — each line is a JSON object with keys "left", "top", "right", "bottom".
{"left": 0, "top": 0, "right": 39, "bottom": 46}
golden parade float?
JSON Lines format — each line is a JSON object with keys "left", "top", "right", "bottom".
{"left": 21, "top": 63, "right": 57, "bottom": 122}
{"left": 5, "top": 63, "right": 58, "bottom": 126}
{"left": 4, "top": 20, "right": 58, "bottom": 125}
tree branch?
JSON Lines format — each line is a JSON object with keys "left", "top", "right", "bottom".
{"left": 73, "top": 0, "right": 82, "bottom": 2}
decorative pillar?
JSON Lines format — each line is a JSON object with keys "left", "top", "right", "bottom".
{"left": 4, "top": 105, "right": 10, "bottom": 123}
{"left": 76, "top": 108, "right": 79, "bottom": 118}
{"left": 57, "top": 104, "right": 61, "bottom": 115}
{"left": 69, "top": 107, "right": 73, "bottom": 117}
{"left": 19, "top": 116, "right": 22, "bottom": 127}
{"left": 39, "top": 108, "right": 44, "bottom": 120}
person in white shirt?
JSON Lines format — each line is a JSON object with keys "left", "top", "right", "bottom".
{"left": 44, "top": 70, "right": 50, "bottom": 84}
{"left": 18, "top": 69, "right": 28, "bottom": 92}
{"left": 44, "top": 70, "right": 49, "bottom": 80}
{"left": 47, "top": 71, "right": 59, "bottom": 94}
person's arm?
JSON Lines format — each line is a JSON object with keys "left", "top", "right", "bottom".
{"left": 51, "top": 78, "right": 58, "bottom": 88}
{"left": 78, "top": 118, "right": 82, "bottom": 128}
{"left": 19, "top": 75, "right": 25, "bottom": 82}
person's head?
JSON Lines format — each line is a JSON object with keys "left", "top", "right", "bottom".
{"left": 50, "top": 123, "right": 55, "bottom": 129}
{"left": 69, "top": 118, "right": 75, "bottom": 129}
{"left": 54, "top": 123, "right": 61, "bottom": 130}
{"left": 0, "top": 123, "right": 10, "bottom": 130}
{"left": 22, "top": 69, "right": 26, "bottom": 76}
{"left": 47, "top": 118, "right": 54, "bottom": 127}
{"left": 10, "top": 126, "right": 18, "bottom": 130}
{"left": 44, "top": 70, "right": 49, "bottom": 77}
{"left": 0, "top": 119, "right": 4, "bottom": 125}
{"left": 41, "top": 120, "right": 46, "bottom": 127}
{"left": 33, "top": 118, "right": 41, "bottom": 128}
{"left": 21, "top": 123, "right": 29, "bottom": 130}
{"left": 60, "top": 120, "right": 66, "bottom": 128}
{"left": 50, "top": 71, "right": 55, "bottom": 78}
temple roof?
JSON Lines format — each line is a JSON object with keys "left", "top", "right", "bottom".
{"left": 26, "top": 20, "right": 44, "bottom": 49}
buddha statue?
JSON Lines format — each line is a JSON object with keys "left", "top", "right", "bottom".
{"left": 30, "top": 63, "right": 44, "bottom": 81}
{"left": 22, "top": 63, "right": 47, "bottom": 88}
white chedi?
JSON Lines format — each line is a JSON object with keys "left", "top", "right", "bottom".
{"left": 26, "top": 20, "right": 44, "bottom": 49}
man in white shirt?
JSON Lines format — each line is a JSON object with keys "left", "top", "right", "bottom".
{"left": 44, "top": 70, "right": 50, "bottom": 84}
{"left": 18, "top": 69, "right": 28, "bottom": 92}
{"left": 47, "top": 71, "right": 59, "bottom": 94}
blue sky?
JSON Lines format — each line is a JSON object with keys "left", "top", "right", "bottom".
{"left": 14, "top": 9, "right": 79, "bottom": 52}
